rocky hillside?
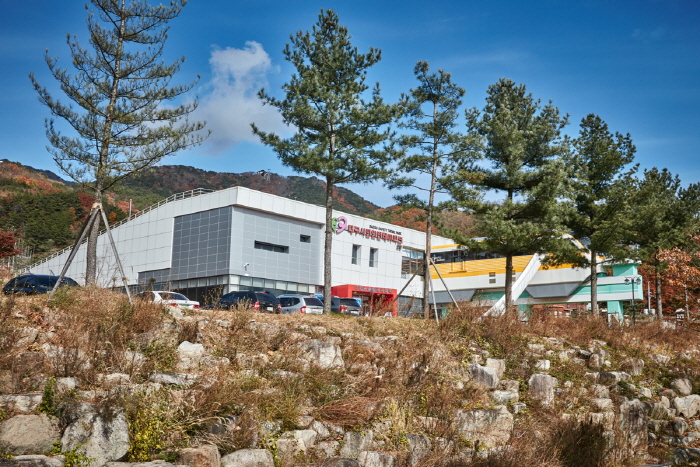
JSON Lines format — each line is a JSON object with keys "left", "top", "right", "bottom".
{"left": 0, "top": 289, "right": 699, "bottom": 466}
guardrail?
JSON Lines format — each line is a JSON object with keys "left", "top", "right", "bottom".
{"left": 24, "top": 188, "right": 215, "bottom": 271}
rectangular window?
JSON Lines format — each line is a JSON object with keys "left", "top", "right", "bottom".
{"left": 489, "top": 272, "right": 496, "bottom": 284}
{"left": 254, "top": 241, "right": 289, "bottom": 253}
{"left": 352, "top": 244, "right": 360, "bottom": 265}
{"left": 369, "top": 248, "right": 378, "bottom": 267}
{"left": 300, "top": 235, "right": 311, "bottom": 243}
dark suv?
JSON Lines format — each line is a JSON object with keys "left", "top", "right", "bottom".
{"left": 3, "top": 273, "right": 79, "bottom": 295}
{"left": 317, "top": 295, "right": 341, "bottom": 313}
{"left": 215, "top": 291, "right": 281, "bottom": 313}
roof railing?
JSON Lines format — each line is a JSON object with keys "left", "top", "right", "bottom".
{"left": 24, "top": 188, "right": 214, "bottom": 271}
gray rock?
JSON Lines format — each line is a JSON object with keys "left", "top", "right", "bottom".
{"left": 0, "top": 394, "right": 43, "bottom": 413}
{"left": 499, "top": 380, "right": 520, "bottom": 392}
{"left": 177, "top": 341, "right": 205, "bottom": 371}
{"left": 61, "top": 403, "right": 130, "bottom": 467}
{"left": 178, "top": 444, "right": 221, "bottom": 467}
{"left": 1, "top": 455, "right": 65, "bottom": 467}
{"left": 275, "top": 439, "right": 304, "bottom": 466}
{"left": 280, "top": 429, "right": 317, "bottom": 448}
{"left": 647, "top": 420, "right": 669, "bottom": 433}
{"left": 597, "top": 371, "right": 631, "bottom": 386}
{"left": 454, "top": 405, "right": 513, "bottom": 447}
{"left": 643, "top": 401, "right": 669, "bottom": 420}
{"left": 0, "top": 414, "right": 60, "bottom": 455}
{"left": 485, "top": 358, "right": 506, "bottom": 379}
{"left": 297, "top": 340, "right": 344, "bottom": 369}
{"left": 339, "top": 431, "right": 373, "bottom": 458}
{"left": 591, "top": 398, "right": 614, "bottom": 412}
{"left": 469, "top": 363, "right": 499, "bottom": 389}
{"left": 673, "top": 395, "right": 700, "bottom": 418}
{"left": 316, "top": 441, "right": 340, "bottom": 458}
{"left": 491, "top": 390, "right": 519, "bottom": 404}
{"left": 591, "top": 384, "right": 610, "bottom": 399}
{"left": 528, "top": 374, "right": 557, "bottom": 405}
{"left": 670, "top": 378, "right": 693, "bottom": 396}
{"left": 672, "top": 447, "right": 700, "bottom": 465}
{"left": 148, "top": 373, "right": 200, "bottom": 387}
{"left": 588, "top": 353, "right": 603, "bottom": 369}
{"left": 620, "top": 358, "right": 645, "bottom": 376}
{"left": 651, "top": 354, "right": 670, "bottom": 365}
{"left": 97, "top": 373, "right": 131, "bottom": 386}
{"left": 672, "top": 418, "right": 689, "bottom": 436}
{"left": 618, "top": 399, "right": 647, "bottom": 451}
{"left": 357, "top": 451, "right": 396, "bottom": 467}
{"left": 15, "top": 328, "right": 40, "bottom": 348}
{"left": 221, "top": 449, "right": 274, "bottom": 467}
{"left": 320, "top": 459, "right": 360, "bottom": 467}
{"left": 405, "top": 434, "right": 431, "bottom": 467}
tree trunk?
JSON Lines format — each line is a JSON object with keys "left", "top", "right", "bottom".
{"left": 85, "top": 187, "right": 102, "bottom": 285}
{"left": 323, "top": 176, "right": 334, "bottom": 314}
{"left": 655, "top": 267, "right": 663, "bottom": 319}
{"left": 590, "top": 249, "right": 598, "bottom": 315}
{"left": 504, "top": 254, "right": 513, "bottom": 315}
{"left": 422, "top": 156, "right": 438, "bottom": 319}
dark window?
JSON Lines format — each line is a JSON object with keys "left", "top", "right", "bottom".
{"left": 300, "top": 235, "right": 311, "bottom": 243}
{"left": 303, "top": 297, "right": 323, "bottom": 306}
{"left": 352, "top": 245, "right": 360, "bottom": 265}
{"left": 254, "top": 241, "right": 289, "bottom": 253}
{"left": 369, "top": 248, "right": 378, "bottom": 267}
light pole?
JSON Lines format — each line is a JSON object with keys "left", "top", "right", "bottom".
{"left": 624, "top": 276, "right": 642, "bottom": 325}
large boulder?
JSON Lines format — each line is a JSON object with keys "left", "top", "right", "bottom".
{"left": 176, "top": 341, "right": 206, "bottom": 371}
{"left": 0, "top": 394, "right": 43, "bottom": 413}
{"left": 221, "top": 449, "right": 274, "bottom": 467}
{"left": 670, "top": 378, "right": 693, "bottom": 396}
{"left": 0, "top": 414, "right": 60, "bottom": 455}
{"left": 357, "top": 451, "right": 396, "bottom": 467}
{"left": 178, "top": 444, "right": 221, "bottom": 467}
{"left": 405, "top": 434, "right": 431, "bottom": 467}
{"left": 528, "top": 374, "right": 557, "bottom": 405}
{"left": 618, "top": 399, "right": 647, "bottom": 451}
{"left": 454, "top": 405, "right": 513, "bottom": 447}
{"left": 339, "top": 431, "right": 373, "bottom": 458}
{"left": 673, "top": 395, "right": 700, "bottom": 418}
{"left": 61, "top": 403, "right": 130, "bottom": 467}
{"left": 469, "top": 364, "right": 499, "bottom": 389}
{"left": 297, "top": 340, "right": 344, "bottom": 369}
{"left": 0, "top": 456, "right": 65, "bottom": 467}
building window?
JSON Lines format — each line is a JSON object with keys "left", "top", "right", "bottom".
{"left": 254, "top": 241, "right": 289, "bottom": 253}
{"left": 300, "top": 234, "right": 311, "bottom": 243}
{"left": 489, "top": 272, "right": 496, "bottom": 284}
{"left": 369, "top": 248, "right": 378, "bottom": 267}
{"left": 352, "top": 244, "right": 360, "bottom": 265}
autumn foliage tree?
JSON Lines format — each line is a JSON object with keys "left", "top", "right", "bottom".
{"left": 0, "top": 230, "right": 19, "bottom": 259}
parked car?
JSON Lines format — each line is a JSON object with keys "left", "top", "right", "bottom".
{"left": 2, "top": 273, "right": 79, "bottom": 295}
{"left": 340, "top": 297, "right": 363, "bottom": 316}
{"left": 136, "top": 291, "right": 199, "bottom": 310}
{"left": 215, "top": 291, "right": 281, "bottom": 313}
{"left": 316, "top": 294, "right": 342, "bottom": 313}
{"left": 278, "top": 294, "right": 324, "bottom": 314}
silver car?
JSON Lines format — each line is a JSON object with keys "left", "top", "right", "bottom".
{"left": 278, "top": 294, "right": 324, "bottom": 314}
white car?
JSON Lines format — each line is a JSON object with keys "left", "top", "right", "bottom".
{"left": 136, "top": 291, "right": 200, "bottom": 311}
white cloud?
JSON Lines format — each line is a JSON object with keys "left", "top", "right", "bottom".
{"left": 195, "top": 41, "right": 289, "bottom": 155}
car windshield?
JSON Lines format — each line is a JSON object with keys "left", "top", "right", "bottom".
{"left": 160, "top": 292, "right": 188, "bottom": 301}
{"left": 35, "top": 276, "right": 76, "bottom": 287}
{"left": 304, "top": 297, "right": 323, "bottom": 306}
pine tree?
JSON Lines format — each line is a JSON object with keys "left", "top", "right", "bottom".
{"left": 568, "top": 114, "right": 637, "bottom": 314}
{"left": 252, "top": 9, "right": 401, "bottom": 313}
{"left": 30, "top": 0, "right": 207, "bottom": 284}
{"left": 629, "top": 168, "right": 700, "bottom": 318}
{"left": 387, "top": 61, "right": 477, "bottom": 318}
{"left": 450, "top": 78, "right": 570, "bottom": 315}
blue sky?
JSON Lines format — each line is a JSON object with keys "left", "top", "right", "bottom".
{"left": 2, "top": 0, "right": 699, "bottom": 207}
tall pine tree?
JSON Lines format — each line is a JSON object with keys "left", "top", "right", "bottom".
{"left": 629, "top": 168, "right": 700, "bottom": 318}
{"left": 252, "top": 9, "right": 401, "bottom": 313}
{"left": 568, "top": 114, "right": 637, "bottom": 314}
{"left": 450, "top": 78, "right": 570, "bottom": 315}
{"left": 387, "top": 61, "right": 477, "bottom": 318}
{"left": 30, "top": 0, "right": 207, "bottom": 284}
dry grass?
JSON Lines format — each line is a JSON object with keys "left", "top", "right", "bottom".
{"left": 2, "top": 286, "right": 698, "bottom": 464}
